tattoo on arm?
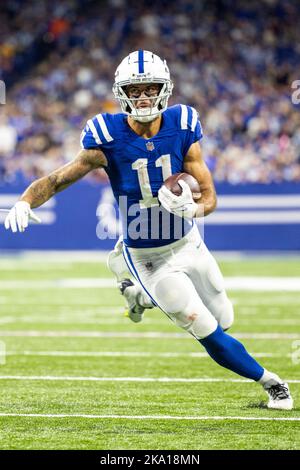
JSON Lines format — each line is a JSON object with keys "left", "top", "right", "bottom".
{"left": 21, "top": 149, "right": 107, "bottom": 208}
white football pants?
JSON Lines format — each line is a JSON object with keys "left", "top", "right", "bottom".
{"left": 110, "top": 225, "right": 234, "bottom": 339}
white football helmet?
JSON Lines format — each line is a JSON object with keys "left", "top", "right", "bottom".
{"left": 113, "top": 50, "right": 173, "bottom": 123}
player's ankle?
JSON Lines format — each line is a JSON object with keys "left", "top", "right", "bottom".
{"left": 258, "top": 369, "right": 282, "bottom": 386}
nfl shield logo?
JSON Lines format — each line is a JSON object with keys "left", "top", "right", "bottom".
{"left": 146, "top": 141, "right": 155, "bottom": 151}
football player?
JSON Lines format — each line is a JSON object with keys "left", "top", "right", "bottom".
{"left": 5, "top": 50, "right": 293, "bottom": 410}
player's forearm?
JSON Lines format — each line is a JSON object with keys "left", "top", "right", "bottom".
{"left": 19, "top": 149, "right": 106, "bottom": 208}
{"left": 195, "top": 188, "right": 217, "bottom": 217}
{"left": 20, "top": 174, "right": 72, "bottom": 208}
{"left": 20, "top": 165, "right": 85, "bottom": 209}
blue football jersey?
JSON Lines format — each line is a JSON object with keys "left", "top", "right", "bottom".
{"left": 81, "top": 104, "right": 203, "bottom": 248}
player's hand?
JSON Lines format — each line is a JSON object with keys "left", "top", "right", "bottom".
{"left": 4, "top": 201, "right": 41, "bottom": 233}
{"left": 158, "top": 180, "right": 199, "bottom": 219}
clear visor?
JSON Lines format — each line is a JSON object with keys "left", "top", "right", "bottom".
{"left": 122, "top": 90, "right": 165, "bottom": 110}
{"left": 112, "top": 79, "right": 173, "bottom": 120}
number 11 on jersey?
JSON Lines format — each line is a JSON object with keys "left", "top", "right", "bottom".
{"left": 132, "top": 154, "right": 172, "bottom": 209}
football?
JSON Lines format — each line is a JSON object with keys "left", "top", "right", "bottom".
{"left": 163, "top": 172, "right": 202, "bottom": 200}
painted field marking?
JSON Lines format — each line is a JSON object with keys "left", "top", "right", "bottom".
{"left": 0, "top": 277, "right": 299, "bottom": 291}
{"left": 0, "top": 331, "right": 299, "bottom": 339}
{"left": 4, "top": 350, "right": 287, "bottom": 359}
{"left": 0, "top": 375, "right": 299, "bottom": 383}
{"left": 1, "top": 298, "right": 300, "bottom": 308}
{"left": 1, "top": 316, "right": 300, "bottom": 327}
{"left": 0, "top": 316, "right": 153, "bottom": 325}
{"left": 0, "top": 413, "right": 299, "bottom": 422}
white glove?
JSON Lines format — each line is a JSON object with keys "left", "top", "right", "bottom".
{"left": 4, "top": 201, "right": 41, "bottom": 233}
{"left": 158, "top": 180, "right": 199, "bottom": 219}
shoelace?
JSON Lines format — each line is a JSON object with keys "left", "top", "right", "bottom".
{"left": 268, "top": 384, "right": 289, "bottom": 400}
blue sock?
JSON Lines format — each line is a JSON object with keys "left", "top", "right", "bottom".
{"left": 199, "top": 325, "right": 264, "bottom": 381}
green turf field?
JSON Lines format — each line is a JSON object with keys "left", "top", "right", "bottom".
{"left": 0, "top": 255, "right": 299, "bottom": 450}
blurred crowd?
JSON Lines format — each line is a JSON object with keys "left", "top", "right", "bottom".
{"left": 0, "top": 0, "right": 300, "bottom": 185}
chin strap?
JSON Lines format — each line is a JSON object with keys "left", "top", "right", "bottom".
{"left": 132, "top": 111, "right": 161, "bottom": 123}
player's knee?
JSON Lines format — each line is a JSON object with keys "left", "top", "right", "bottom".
{"left": 178, "top": 311, "right": 217, "bottom": 339}
{"left": 154, "top": 275, "right": 217, "bottom": 339}
{"left": 207, "top": 292, "right": 234, "bottom": 331}
{"left": 154, "top": 275, "right": 189, "bottom": 314}
{"left": 219, "top": 298, "right": 234, "bottom": 331}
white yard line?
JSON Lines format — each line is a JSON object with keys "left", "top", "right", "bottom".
{"left": 0, "top": 412, "right": 299, "bottom": 422}
{"left": 0, "top": 279, "right": 115, "bottom": 289}
{"left": 238, "top": 319, "right": 300, "bottom": 325}
{"left": 0, "top": 307, "right": 123, "bottom": 313}
{"left": 1, "top": 316, "right": 300, "bottom": 326}
{"left": 0, "top": 331, "right": 187, "bottom": 338}
{"left": 0, "top": 251, "right": 110, "bottom": 262}
{"left": 4, "top": 350, "right": 286, "bottom": 359}
{"left": 0, "top": 299, "right": 119, "bottom": 306}
{"left": 0, "top": 331, "right": 299, "bottom": 339}
{"left": 225, "top": 277, "right": 300, "bottom": 291}
{"left": 0, "top": 316, "right": 154, "bottom": 325}
{"left": 234, "top": 333, "right": 300, "bottom": 339}
{"left": 0, "top": 375, "right": 299, "bottom": 383}
{"left": 0, "top": 277, "right": 299, "bottom": 291}
{"left": 0, "top": 264, "right": 75, "bottom": 271}
{"left": 1, "top": 297, "right": 300, "bottom": 307}
{"left": 231, "top": 296, "right": 300, "bottom": 305}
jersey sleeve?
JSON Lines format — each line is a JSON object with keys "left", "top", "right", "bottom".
{"left": 80, "top": 113, "right": 114, "bottom": 150}
{"left": 179, "top": 105, "right": 203, "bottom": 156}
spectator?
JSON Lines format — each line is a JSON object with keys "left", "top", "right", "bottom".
{"left": 1, "top": 0, "right": 299, "bottom": 184}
